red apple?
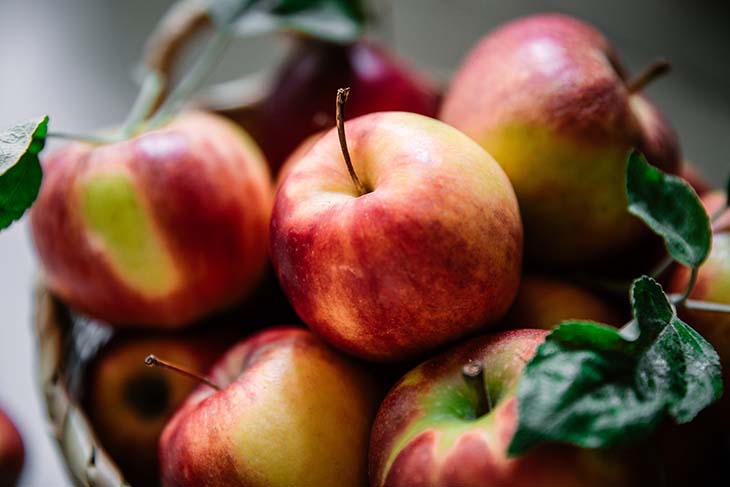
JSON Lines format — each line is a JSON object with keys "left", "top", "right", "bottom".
{"left": 503, "top": 275, "right": 624, "bottom": 330}
{"left": 31, "top": 111, "right": 273, "bottom": 327}
{"left": 370, "top": 330, "right": 642, "bottom": 486}
{"left": 211, "top": 37, "right": 440, "bottom": 174}
{"left": 271, "top": 111, "right": 522, "bottom": 362}
{"left": 158, "top": 327, "right": 380, "bottom": 487}
{"left": 0, "top": 408, "right": 24, "bottom": 486}
{"left": 440, "top": 13, "right": 680, "bottom": 267}
{"left": 85, "top": 329, "right": 231, "bottom": 487}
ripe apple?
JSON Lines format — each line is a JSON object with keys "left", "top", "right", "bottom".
{"left": 158, "top": 327, "right": 380, "bottom": 487}
{"left": 85, "top": 328, "right": 232, "bottom": 487}
{"left": 370, "top": 329, "right": 641, "bottom": 486}
{"left": 503, "top": 275, "right": 623, "bottom": 330}
{"left": 211, "top": 37, "right": 440, "bottom": 174}
{"left": 699, "top": 190, "right": 730, "bottom": 233}
{"left": 270, "top": 110, "right": 522, "bottom": 362}
{"left": 0, "top": 408, "right": 24, "bottom": 486}
{"left": 440, "top": 13, "right": 680, "bottom": 267}
{"left": 31, "top": 111, "right": 273, "bottom": 327}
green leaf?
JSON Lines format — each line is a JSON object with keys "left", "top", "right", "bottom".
{"left": 626, "top": 150, "right": 711, "bottom": 268}
{"left": 0, "top": 116, "right": 48, "bottom": 230}
{"left": 508, "top": 276, "right": 722, "bottom": 456}
{"left": 508, "top": 321, "right": 663, "bottom": 456}
{"left": 209, "top": 0, "right": 367, "bottom": 43}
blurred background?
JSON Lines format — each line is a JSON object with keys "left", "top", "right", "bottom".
{"left": 0, "top": 0, "right": 728, "bottom": 484}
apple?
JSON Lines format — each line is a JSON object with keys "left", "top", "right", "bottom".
{"left": 699, "top": 190, "right": 730, "bottom": 233}
{"left": 0, "top": 407, "right": 24, "bottom": 487}
{"left": 369, "top": 329, "right": 641, "bottom": 486}
{"left": 158, "top": 327, "right": 380, "bottom": 487}
{"left": 440, "top": 13, "right": 681, "bottom": 267}
{"left": 85, "top": 328, "right": 232, "bottom": 487}
{"left": 503, "top": 275, "right": 623, "bottom": 330}
{"left": 211, "top": 37, "right": 440, "bottom": 174}
{"left": 30, "top": 111, "right": 273, "bottom": 327}
{"left": 270, "top": 110, "right": 522, "bottom": 362}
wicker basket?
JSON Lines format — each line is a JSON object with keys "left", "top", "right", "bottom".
{"left": 34, "top": 285, "right": 129, "bottom": 487}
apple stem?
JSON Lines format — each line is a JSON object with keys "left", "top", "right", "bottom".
{"left": 626, "top": 59, "right": 671, "bottom": 93}
{"left": 144, "top": 354, "right": 221, "bottom": 391}
{"left": 336, "top": 87, "right": 369, "bottom": 196}
{"left": 462, "top": 361, "right": 492, "bottom": 417}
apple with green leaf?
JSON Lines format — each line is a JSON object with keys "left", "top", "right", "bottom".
{"left": 0, "top": 407, "right": 24, "bottom": 487}
{"left": 157, "top": 327, "right": 380, "bottom": 487}
{"left": 271, "top": 92, "right": 522, "bottom": 362}
{"left": 440, "top": 13, "right": 680, "bottom": 267}
{"left": 30, "top": 111, "right": 273, "bottom": 327}
{"left": 369, "top": 329, "right": 641, "bottom": 487}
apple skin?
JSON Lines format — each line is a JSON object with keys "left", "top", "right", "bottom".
{"left": 85, "top": 330, "right": 231, "bottom": 487}
{"left": 30, "top": 111, "right": 273, "bottom": 327}
{"left": 216, "top": 37, "right": 440, "bottom": 174}
{"left": 369, "top": 330, "right": 639, "bottom": 487}
{"left": 158, "top": 327, "right": 380, "bottom": 487}
{"left": 270, "top": 112, "right": 522, "bottom": 362}
{"left": 440, "top": 13, "right": 680, "bottom": 267}
{"left": 0, "top": 408, "right": 24, "bottom": 487}
{"left": 503, "top": 275, "right": 623, "bottom": 330}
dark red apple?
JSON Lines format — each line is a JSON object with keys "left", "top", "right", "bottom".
{"left": 212, "top": 37, "right": 440, "bottom": 174}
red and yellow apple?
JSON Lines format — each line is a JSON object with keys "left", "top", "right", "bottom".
{"left": 370, "top": 330, "right": 641, "bottom": 486}
{"left": 440, "top": 13, "right": 680, "bottom": 267}
{"left": 85, "top": 330, "right": 231, "bottom": 487}
{"left": 31, "top": 111, "right": 273, "bottom": 327}
{"left": 270, "top": 112, "right": 522, "bottom": 361}
{"left": 0, "top": 407, "right": 24, "bottom": 487}
{"left": 158, "top": 327, "right": 380, "bottom": 487}
{"left": 213, "top": 37, "right": 440, "bottom": 174}
{"left": 503, "top": 275, "right": 623, "bottom": 330}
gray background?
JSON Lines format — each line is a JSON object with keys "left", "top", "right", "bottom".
{"left": 1, "top": 1, "right": 728, "bottom": 485}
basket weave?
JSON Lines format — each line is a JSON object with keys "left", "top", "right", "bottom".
{"left": 34, "top": 285, "right": 130, "bottom": 487}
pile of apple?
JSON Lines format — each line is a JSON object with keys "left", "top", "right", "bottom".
{"left": 3, "top": 8, "right": 730, "bottom": 487}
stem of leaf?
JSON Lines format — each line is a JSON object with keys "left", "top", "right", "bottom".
{"left": 47, "top": 132, "right": 114, "bottom": 145}
{"left": 148, "top": 28, "right": 232, "bottom": 128}
{"left": 119, "top": 71, "right": 164, "bottom": 139}
{"left": 677, "top": 298, "right": 730, "bottom": 314}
